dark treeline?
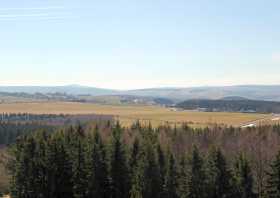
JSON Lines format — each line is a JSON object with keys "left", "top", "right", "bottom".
{"left": 0, "top": 113, "right": 69, "bottom": 122}
{"left": 0, "top": 122, "right": 55, "bottom": 145}
{"left": 0, "top": 113, "right": 112, "bottom": 145}
{"left": 0, "top": 113, "right": 113, "bottom": 125}
{"left": 176, "top": 99, "right": 280, "bottom": 113}
{"left": 8, "top": 122, "right": 280, "bottom": 198}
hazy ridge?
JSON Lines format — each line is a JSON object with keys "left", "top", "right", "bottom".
{"left": 0, "top": 85, "right": 280, "bottom": 101}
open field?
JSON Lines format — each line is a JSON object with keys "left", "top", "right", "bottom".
{"left": 0, "top": 102, "right": 269, "bottom": 127}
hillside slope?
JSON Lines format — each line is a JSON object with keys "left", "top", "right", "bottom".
{"left": 124, "top": 85, "right": 280, "bottom": 101}
{"left": 176, "top": 99, "right": 280, "bottom": 113}
{"left": 0, "top": 85, "right": 116, "bottom": 96}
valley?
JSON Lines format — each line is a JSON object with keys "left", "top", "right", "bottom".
{"left": 0, "top": 101, "right": 268, "bottom": 127}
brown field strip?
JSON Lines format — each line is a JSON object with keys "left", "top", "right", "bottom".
{"left": 0, "top": 102, "right": 268, "bottom": 127}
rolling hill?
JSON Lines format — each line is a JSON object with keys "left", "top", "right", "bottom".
{"left": 0, "top": 85, "right": 116, "bottom": 96}
{"left": 0, "top": 85, "right": 280, "bottom": 102}
{"left": 124, "top": 85, "right": 280, "bottom": 101}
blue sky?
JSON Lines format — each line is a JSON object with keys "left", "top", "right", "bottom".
{"left": 0, "top": 0, "right": 280, "bottom": 89}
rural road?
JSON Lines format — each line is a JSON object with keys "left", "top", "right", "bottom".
{"left": 239, "top": 114, "right": 280, "bottom": 128}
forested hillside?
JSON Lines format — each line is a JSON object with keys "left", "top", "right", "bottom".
{"left": 176, "top": 99, "right": 280, "bottom": 113}
{"left": 7, "top": 122, "right": 280, "bottom": 198}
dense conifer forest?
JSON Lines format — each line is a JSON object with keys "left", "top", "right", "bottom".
{"left": 0, "top": 113, "right": 112, "bottom": 146}
{"left": 6, "top": 121, "right": 280, "bottom": 198}
{"left": 176, "top": 99, "right": 280, "bottom": 113}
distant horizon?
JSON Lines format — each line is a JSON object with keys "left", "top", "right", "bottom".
{"left": 0, "top": 83, "right": 280, "bottom": 91}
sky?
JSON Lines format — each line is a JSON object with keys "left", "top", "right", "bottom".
{"left": 0, "top": 0, "right": 280, "bottom": 90}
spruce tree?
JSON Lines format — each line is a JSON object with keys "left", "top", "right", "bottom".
{"left": 62, "top": 125, "right": 87, "bottom": 198}
{"left": 87, "top": 131, "right": 110, "bottom": 198}
{"left": 109, "top": 125, "right": 129, "bottom": 198}
{"left": 266, "top": 151, "right": 280, "bottom": 198}
{"left": 10, "top": 136, "right": 30, "bottom": 198}
{"left": 32, "top": 132, "right": 48, "bottom": 198}
{"left": 186, "top": 146, "right": 207, "bottom": 198}
{"left": 157, "top": 144, "right": 167, "bottom": 196}
{"left": 11, "top": 136, "right": 38, "bottom": 198}
{"left": 129, "top": 162, "right": 144, "bottom": 198}
{"left": 163, "top": 153, "right": 179, "bottom": 198}
{"left": 142, "top": 142, "right": 161, "bottom": 198}
{"left": 129, "top": 137, "right": 150, "bottom": 198}
{"left": 72, "top": 140, "right": 88, "bottom": 198}
{"left": 129, "top": 137, "right": 141, "bottom": 177}
{"left": 24, "top": 137, "right": 37, "bottom": 198}
{"left": 233, "top": 153, "right": 255, "bottom": 198}
{"left": 177, "top": 155, "right": 188, "bottom": 198}
{"left": 45, "top": 133, "right": 74, "bottom": 198}
{"left": 206, "top": 147, "right": 233, "bottom": 198}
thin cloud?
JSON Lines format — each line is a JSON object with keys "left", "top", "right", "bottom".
{"left": 0, "top": 6, "right": 75, "bottom": 21}
{"left": 0, "top": 16, "right": 74, "bottom": 21}
{"left": 0, "top": 13, "right": 53, "bottom": 18}
{"left": 0, "top": 13, "right": 74, "bottom": 21}
{"left": 0, "top": 7, "right": 65, "bottom": 11}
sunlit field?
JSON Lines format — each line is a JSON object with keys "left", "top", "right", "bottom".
{"left": 0, "top": 102, "right": 268, "bottom": 127}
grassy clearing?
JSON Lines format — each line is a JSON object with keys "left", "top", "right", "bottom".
{"left": 0, "top": 102, "right": 267, "bottom": 127}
